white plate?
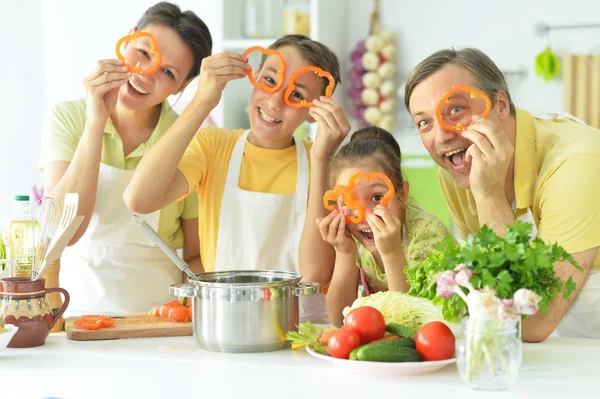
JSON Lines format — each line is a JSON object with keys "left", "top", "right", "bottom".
{"left": 0, "top": 325, "right": 19, "bottom": 351}
{"left": 306, "top": 346, "right": 456, "bottom": 376}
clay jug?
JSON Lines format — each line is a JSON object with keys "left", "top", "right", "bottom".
{"left": 0, "top": 277, "right": 69, "bottom": 348}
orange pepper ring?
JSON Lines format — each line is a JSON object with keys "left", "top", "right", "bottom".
{"left": 346, "top": 172, "right": 395, "bottom": 224}
{"left": 284, "top": 66, "right": 335, "bottom": 108}
{"left": 115, "top": 32, "right": 162, "bottom": 76}
{"left": 435, "top": 85, "right": 491, "bottom": 131}
{"left": 322, "top": 172, "right": 394, "bottom": 224}
{"left": 243, "top": 46, "right": 285, "bottom": 94}
{"left": 323, "top": 185, "right": 349, "bottom": 212}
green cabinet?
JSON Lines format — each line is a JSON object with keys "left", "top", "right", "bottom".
{"left": 402, "top": 154, "right": 452, "bottom": 229}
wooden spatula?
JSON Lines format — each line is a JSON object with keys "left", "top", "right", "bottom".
{"left": 33, "top": 193, "right": 82, "bottom": 281}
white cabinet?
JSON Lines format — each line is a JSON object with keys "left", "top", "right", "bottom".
{"left": 186, "top": 0, "right": 348, "bottom": 140}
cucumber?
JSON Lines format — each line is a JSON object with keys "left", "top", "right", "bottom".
{"left": 369, "top": 337, "right": 415, "bottom": 349}
{"left": 357, "top": 345, "right": 422, "bottom": 362}
{"left": 386, "top": 322, "right": 417, "bottom": 338}
{"left": 349, "top": 347, "right": 360, "bottom": 360}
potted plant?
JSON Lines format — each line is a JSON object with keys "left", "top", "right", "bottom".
{"left": 406, "top": 220, "right": 582, "bottom": 390}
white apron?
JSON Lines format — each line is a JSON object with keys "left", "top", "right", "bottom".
{"left": 527, "top": 111, "right": 598, "bottom": 338}
{"left": 213, "top": 130, "right": 329, "bottom": 324}
{"left": 60, "top": 163, "right": 182, "bottom": 316}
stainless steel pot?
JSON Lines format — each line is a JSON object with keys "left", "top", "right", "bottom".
{"left": 170, "top": 270, "right": 320, "bottom": 353}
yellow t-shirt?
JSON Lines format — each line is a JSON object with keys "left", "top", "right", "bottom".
{"left": 439, "top": 108, "right": 600, "bottom": 270}
{"left": 354, "top": 205, "right": 454, "bottom": 292}
{"left": 38, "top": 99, "right": 198, "bottom": 249}
{"left": 177, "top": 127, "right": 312, "bottom": 272}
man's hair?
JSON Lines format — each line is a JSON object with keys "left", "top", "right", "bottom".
{"left": 404, "top": 48, "right": 515, "bottom": 116}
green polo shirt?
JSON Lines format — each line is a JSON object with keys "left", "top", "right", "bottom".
{"left": 38, "top": 99, "right": 198, "bottom": 249}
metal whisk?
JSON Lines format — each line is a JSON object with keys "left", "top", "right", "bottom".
{"left": 30, "top": 196, "right": 60, "bottom": 280}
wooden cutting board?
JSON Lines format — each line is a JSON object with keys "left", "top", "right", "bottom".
{"left": 65, "top": 313, "right": 192, "bottom": 341}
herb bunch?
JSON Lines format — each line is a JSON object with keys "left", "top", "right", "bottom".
{"left": 405, "top": 221, "right": 583, "bottom": 322}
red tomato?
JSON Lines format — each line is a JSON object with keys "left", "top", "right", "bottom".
{"left": 344, "top": 306, "right": 386, "bottom": 344}
{"left": 327, "top": 328, "right": 361, "bottom": 359}
{"left": 415, "top": 321, "right": 456, "bottom": 361}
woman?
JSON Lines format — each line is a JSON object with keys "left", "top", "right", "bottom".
{"left": 39, "top": 2, "right": 212, "bottom": 315}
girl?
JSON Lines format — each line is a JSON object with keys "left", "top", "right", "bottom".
{"left": 39, "top": 2, "right": 212, "bottom": 315}
{"left": 317, "top": 126, "right": 454, "bottom": 326}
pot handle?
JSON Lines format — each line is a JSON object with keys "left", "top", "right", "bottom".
{"left": 169, "top": 283, "right": 197, "bottom": 298}
{"left": 294, "top": 282, "right": 322, "bottom": 296}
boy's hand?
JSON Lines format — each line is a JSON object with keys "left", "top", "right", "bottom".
{"left": 365, "top": 205, "right": 403, "bottom": 258}
{"left": 194, "top": 52, "right": 249, "bottom": 110}
{"left": 317, "top": 210, "right": 356, "bottom": 254}
{"left": 309, "top": 97, "right": 351, "bottom": 164}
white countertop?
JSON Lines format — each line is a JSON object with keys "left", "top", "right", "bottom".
{"left": 2, "top": 333, "right": 599, "bottom": 399}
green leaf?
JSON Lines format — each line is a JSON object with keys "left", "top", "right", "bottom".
{"left": 563, "top": 277, "right": 577, "bottom": 300}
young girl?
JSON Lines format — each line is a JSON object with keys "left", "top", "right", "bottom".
{"left": 317, "top": 126, "right": 454, "bottom": 326}
{"left": 39, "top": 2, "right": 212, "bottom": 315}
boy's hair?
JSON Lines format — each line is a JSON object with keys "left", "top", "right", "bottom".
{"left": 268, "top": 34, "right": 342, "bottom": 95}
{"left": 327, "top": 126, "right": 404, "bottom": 193}
{"left": 136, "top": 1, "right": 212, "bottom": 81}
{"left": 404, "top": 48, "right": 515, "bottom": 116}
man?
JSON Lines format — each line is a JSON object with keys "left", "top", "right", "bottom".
{"left": 404, "top": 48, "right": 600, "bottom": 342}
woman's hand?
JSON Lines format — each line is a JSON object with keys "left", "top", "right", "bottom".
{"left": 194, "top": 52, "right": 249, "bottom": 110}
{"left": 317, "top": 210, "right": 356, "bottom": 254}
{"left": 365, "top": 205, "right": 403, "bottom": 258}
{"left": 83, "top": 59, "right": 131, "bottom": 124}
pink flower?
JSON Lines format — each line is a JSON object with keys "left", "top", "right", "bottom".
{"left": 498, "top": 299, "right": 520, "bottom": 321}
{"left": 436, "top": 270, "right": 458, "bottom": 299}
{"left": 454, "top": 264, "right": 474, "bottom": 290}
{"left": 513, "top": 288, "right": 541, "bottom": 316}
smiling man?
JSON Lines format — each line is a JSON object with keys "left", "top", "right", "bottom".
{"left": 404, "top": 48, "right": 600, "bottom": 342}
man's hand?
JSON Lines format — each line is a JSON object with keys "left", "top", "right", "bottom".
{"left": 308, "top": 97, "right": 351, "bottom": 164}
{"left": 462, "top": 115, "right": 513, "bottom": 199}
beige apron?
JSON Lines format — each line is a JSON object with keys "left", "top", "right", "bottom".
{"left": 213, "top": 131, "right": 329, "bottom": 324}
{"left": 60, "top": 163, "right": 182, "bottom": 316}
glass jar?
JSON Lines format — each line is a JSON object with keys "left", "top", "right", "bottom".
{"left": 282, "top": 0, "right": 310, "bottom": 36}
{"left": 243, "top": 0, "right": 282, "bottom": 39}
{"left": 456, "top": 317, "right": 522, "bottom": 390}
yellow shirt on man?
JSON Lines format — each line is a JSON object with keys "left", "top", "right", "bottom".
{"left": 177, "top": 127, "right": 312, "bottom": 272}
{"left": 439, "top": 108, "right": 600, "bottom": 270}
{"left": 38, "top": 99, "right": 198, "bottom": 249}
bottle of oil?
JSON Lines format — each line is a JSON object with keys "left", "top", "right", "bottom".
{"left": 2, "top": 195, "right": 38, "bottom": 278}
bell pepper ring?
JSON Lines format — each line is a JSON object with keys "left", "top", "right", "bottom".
{"left": 115, "top": 31, "right": 162, "bottom": 76}
{"left": 323, "top": 185, "right": 349, "bottom": 212}
{"left": 243, "top": 46, "right": 286, "bottom": 93}
{"left": 284, "top": 66, "right": 335, "bottom": 108}
{"left": 322, "top": 172, "right": 394, "bottom": 224}
{"left": 435, "top": 85, "right": 491, "bottom": 131}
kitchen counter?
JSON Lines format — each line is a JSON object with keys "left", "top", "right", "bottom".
{"left": 2, "top": 333, "right": 599, "bottom": 399}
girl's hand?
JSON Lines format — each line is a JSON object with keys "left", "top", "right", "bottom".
{"left": 317, "top": 210, "right": 356, "bottom": 254}
{"left": 83, "top": 59, "right": 131, "bottom": 124}
{"left": 194, "top": 52, "right": 249, "bottom": 110}
{"left": 365, "top": 205, "right": 403, "bottom": 258}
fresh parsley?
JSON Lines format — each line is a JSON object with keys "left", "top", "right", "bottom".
{"left": 405, "top": 221, "right": 583, "bottom": 322}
